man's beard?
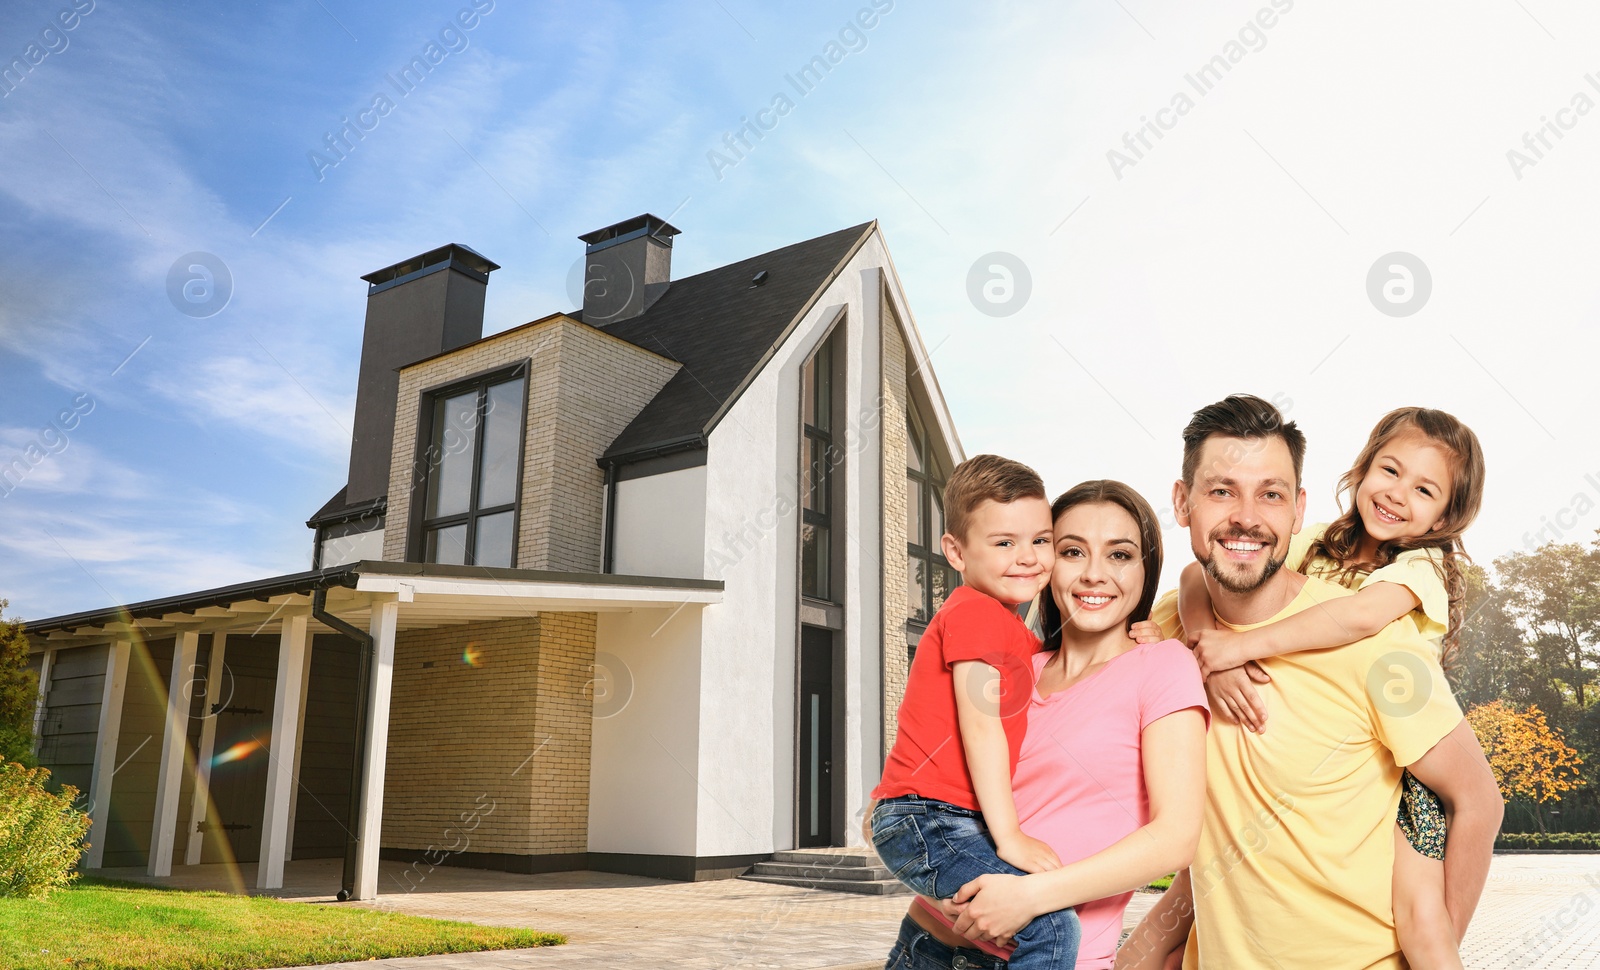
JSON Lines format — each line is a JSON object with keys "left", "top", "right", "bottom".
{"left": 1199, "top": 527, "right": 1287, "bottom": 594}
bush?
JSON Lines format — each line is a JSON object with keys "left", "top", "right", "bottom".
{"left": 1495, "top": 832, "right": 1600, "bottom": 851}
{"left": 0, "top": 763, "right": 90, "bottom": 898}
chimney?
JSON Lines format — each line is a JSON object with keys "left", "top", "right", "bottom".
{"left": 344, "top": 243, "right": 500, "bottom": 506}
{"left": 578, "top": 214, "right": 680, "bottom": 325}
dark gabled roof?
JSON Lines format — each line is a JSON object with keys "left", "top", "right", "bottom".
{"left": 306, "top": 486, "right": 386, "bottom": 529}
{"left": 594, "top": 221, "right": 876, "bottom": 464}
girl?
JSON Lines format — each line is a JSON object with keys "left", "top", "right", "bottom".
{"left": 1176, "top": 406, "right": 1486, "bottom": 970}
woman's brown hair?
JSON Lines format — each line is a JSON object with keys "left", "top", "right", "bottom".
{"left": 1038, "top": 480, "right": 1163, "bottom": 651}
{"left": 1310, "top": 407, "right": 1486, "bottom": 670}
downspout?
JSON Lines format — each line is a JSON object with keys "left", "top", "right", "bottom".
{"left": 602, "top": 461, "right": 618, "bottom": 573}
{"left": 312, "top": 585, "right": 372, "bottom": 901}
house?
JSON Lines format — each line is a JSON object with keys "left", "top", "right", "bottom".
{"left": 24, "top": 216, "right": 963, "bottom": 899}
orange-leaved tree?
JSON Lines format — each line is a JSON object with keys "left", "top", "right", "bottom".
{"left": 1465, "top": 700, "right": 1583, "bottom": 832}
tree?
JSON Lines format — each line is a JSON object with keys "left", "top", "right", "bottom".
{"left": 1453, "top": 564, "right": 1551, "bottom": 710}
{"left": 0, "top": 600, "right": 37, "bottom": 765}
{"left": 1465, "top": 700, "right": 1584, "bottom": 831}
{"left": 1493, "top": 543, "right": 1600, "bottom": 708}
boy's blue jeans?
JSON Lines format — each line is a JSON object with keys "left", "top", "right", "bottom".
{"left": 870, "top": 795, "right": 1081, "bottom": 970}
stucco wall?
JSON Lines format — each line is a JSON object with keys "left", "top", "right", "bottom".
{"left": 612, "top": 465, "right": 707, "bottom": 579}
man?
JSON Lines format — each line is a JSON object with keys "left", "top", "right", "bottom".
{"left": 1128, "top": 395, "right": 1501, "bottom": 969}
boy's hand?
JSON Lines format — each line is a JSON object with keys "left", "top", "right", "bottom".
{"left": 860, "top": 798, "right": 877, "bottom": 845}
{"left": 1193, "top": 627, "right": 1253, "bottom": 677}
{"left": 1205, "top": 663, "right": 1270, "bottom": 733}
{"left": 1128, "top": 620, "right": 1165, "bottom": 645}
{"left": 994, "top": 831, "right": 1061, "bottom": 874}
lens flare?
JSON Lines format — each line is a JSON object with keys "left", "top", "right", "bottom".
{"left": 462, "top": 644, "right": 483, "bottom": 667}
{"left": 212, "top": 739, "right": 263, "bottom": 766}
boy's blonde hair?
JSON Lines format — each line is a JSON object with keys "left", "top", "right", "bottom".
{"left": 943, "top": 455, "right": 1047, "bottom": 544}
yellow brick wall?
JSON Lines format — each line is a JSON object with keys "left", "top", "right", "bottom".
{"left": 880, "top": 296, "right": 911, "bottom": 755}
{"left": 382, "top": 317, "right": 679, "bottom": 568}
{"left": 380, "top": 613, "right": 597, "bottom": 856}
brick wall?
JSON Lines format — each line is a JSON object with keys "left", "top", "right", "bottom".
{"left": 880, "top": 296, "right": 911, "bottom": 755}
{"left": 382, "top": 316, "right": 679, "bottom": 567}
{"left": 381, "top": 613, "right": 597, "bottom": 856}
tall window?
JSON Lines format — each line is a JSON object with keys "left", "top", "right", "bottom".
{"left": 420, "top": 371, "right": 525, "bottom": 568}
{"left": 906, "top": 406, "right": 957, "bottom": 624}
{"left": 801, "top": 331, "right": 840, "bottom": 601}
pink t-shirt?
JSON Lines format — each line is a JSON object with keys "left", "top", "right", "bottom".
{"left": 1012, "top": 638, "right": 1209, "bottom": 969}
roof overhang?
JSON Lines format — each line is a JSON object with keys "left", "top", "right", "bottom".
{"left": 24, "top": 561, "right": 723, "bottom": 649}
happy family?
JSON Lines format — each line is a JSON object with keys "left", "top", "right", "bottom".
{"left": 864, "top": 393, "right": 1505, "bottom": 970}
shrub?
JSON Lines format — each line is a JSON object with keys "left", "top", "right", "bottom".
{"left": 0, "top": 762, "right": 90, "bottom": 898}
{"left": 1495, "top": 832, "right": 1600, "bottom": 851}
{"left": 0, "top": 600, "right": 37, "bottom": 766}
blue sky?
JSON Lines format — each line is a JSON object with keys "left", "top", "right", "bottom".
{"left": 3, "top": 0, "right": 1599, "bottom": 619}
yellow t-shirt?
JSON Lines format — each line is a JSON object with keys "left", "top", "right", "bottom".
{"left": 1287, "top": 523, "right": 1450, "bottom": 651}
{"left": 1155, "top": 576, "right": 1462, "bottom": 970}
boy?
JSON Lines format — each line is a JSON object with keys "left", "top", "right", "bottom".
{"left": 868, "top": 454, "right": 1081, "bottom": 969}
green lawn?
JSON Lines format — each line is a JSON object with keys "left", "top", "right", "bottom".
{"left": 1146, "top": 873, "right": 1174, "bottom": 891}
{"left": 0, "top": 879, "right": 563, "bottom": 970}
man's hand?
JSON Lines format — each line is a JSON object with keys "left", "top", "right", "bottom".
{"left": 1193, "top": 627, "right": 1255, "bottom": 678}
{"left": 951, "top": 872, "right": 1038, "bottom": 943}
{"left": 1129, "top": 620, "right": 1166, "bottom": 644}
{"left": 1204, "top": 662, "right": 1271, "bottom": 733}
{"left": 994, "top": 831, "right": 1061, "bottom": 874}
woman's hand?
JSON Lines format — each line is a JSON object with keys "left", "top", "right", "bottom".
{"left": 1128, "top": 620, "right": 1165, "bottom": 645}
{"left": 1193, "top": 627, "right": 1257, "bottom": 678}
{"left": 1204, "top": 662, "right": 1271, "bottom": 733}
{"left": 950, "top": 872, "right": 1040, "bottom": 943}
{"left": 994, "top": 831, "right": 1061, "bottom": 874}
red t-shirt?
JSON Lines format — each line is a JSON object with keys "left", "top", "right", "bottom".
{"left": 872, "top": 586, "right": 1040, "bottom": 810}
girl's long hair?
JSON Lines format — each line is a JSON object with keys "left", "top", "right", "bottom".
{"left": 1038, "top": 480, "right": 1163, "bottom": 651}
{"left": 1310, "top": 407, "right": 1485, "bottom": 670}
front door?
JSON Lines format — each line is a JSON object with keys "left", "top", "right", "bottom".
{"left": 798, "top": 626, "right": 834, "bottom": 848}
{"left": 202, "top": 637, "right": 278, "bottom": 864}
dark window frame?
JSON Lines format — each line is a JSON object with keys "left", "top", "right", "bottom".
{"left": 407, "top": 360, "right": 529, "bottom": 567}
{"left": 800, "top": 323, "right": 844, "bottom": 603}
{"left": 906, "top": 402, "right": 955, "bottom": 629}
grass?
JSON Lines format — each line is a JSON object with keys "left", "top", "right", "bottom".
{"left": 1146, "top": 873, "right": 1174, "bottom": 891}
{"left": 0, "top": 878, "right": 563, "bottom": 970}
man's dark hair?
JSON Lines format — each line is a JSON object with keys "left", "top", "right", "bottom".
{"left": 1181, "top": 394, "right": 1306, "bottom": 488}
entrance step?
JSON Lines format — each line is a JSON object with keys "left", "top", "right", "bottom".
{"left": 740, "top": 846, "right": 911, "bottom": 895}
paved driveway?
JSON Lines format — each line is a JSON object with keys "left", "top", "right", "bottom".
{"left": 256, "top": 853, "right": 1596, "bottom": 969}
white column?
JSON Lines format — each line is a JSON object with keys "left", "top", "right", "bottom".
{"left": 85, "top": 640, "right": 131, "bottom": 869}
{"left": 257, "top": 615, "right": 310, "bottom": 889}
{"left": 284, "top": 633, "right": 315, "bottom": 863}
{"left": 353, "top": 598, "right": 399, "bottom": 901}
{"left": 30, "top": 647, "right": 56, "bottom": 756}
{"left": 149, "top": 630, "right": 200, "bottom": 877}
{"left": 184, "top": 633, "right": 228, "bottom": 866}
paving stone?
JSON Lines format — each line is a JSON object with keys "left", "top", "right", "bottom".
{"left": 103, "top": 854, "right": 1597, "bottom": 969}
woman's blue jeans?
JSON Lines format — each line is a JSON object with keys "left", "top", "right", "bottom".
{"left": 871, "top": 795, "right": 1080, "bottom": 970}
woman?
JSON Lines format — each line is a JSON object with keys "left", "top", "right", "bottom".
{"left": 882, "top": 480, "right": 1209, "bottom": 969}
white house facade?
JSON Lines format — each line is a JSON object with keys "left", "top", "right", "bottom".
{"left": 25, "top": 216, "right": 963, "bottom": 897}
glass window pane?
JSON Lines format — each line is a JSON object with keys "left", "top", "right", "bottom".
{"left": 802, "top": 524, "right": 830, "bottom": 600}
{"left": 477, "top": 379, "right": 524, "bottom": 508}
{"left": 427, "top": 524, "right": 467, "bottom": 565}
{"left": 931, "top": 487, "right": 945, "bottom": 544}
{"left": 814, "top": 342, "right": 832, "bottom": 431}
{"left": 427, "top": 391, "right": 479, "bottom": 518}
{"left": 802, "top": 355, "right": 817, "bottom": 428}
{"left": 906, "top": 413, "right": 922, "bottom": 472}
{"left": 473, "top": 510, "right": 515, "bottom": 568}
{"left": 906, "top": 477, "right": 923, "bottom": 547}
{"left": 907, "top": 558, "right": 926, "bottom": 623}
{"left": 932, "top": 562, "right": 958, "bottom": 614}
{"left": 805, "top": 437, "right": 831, "bottom": 515}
